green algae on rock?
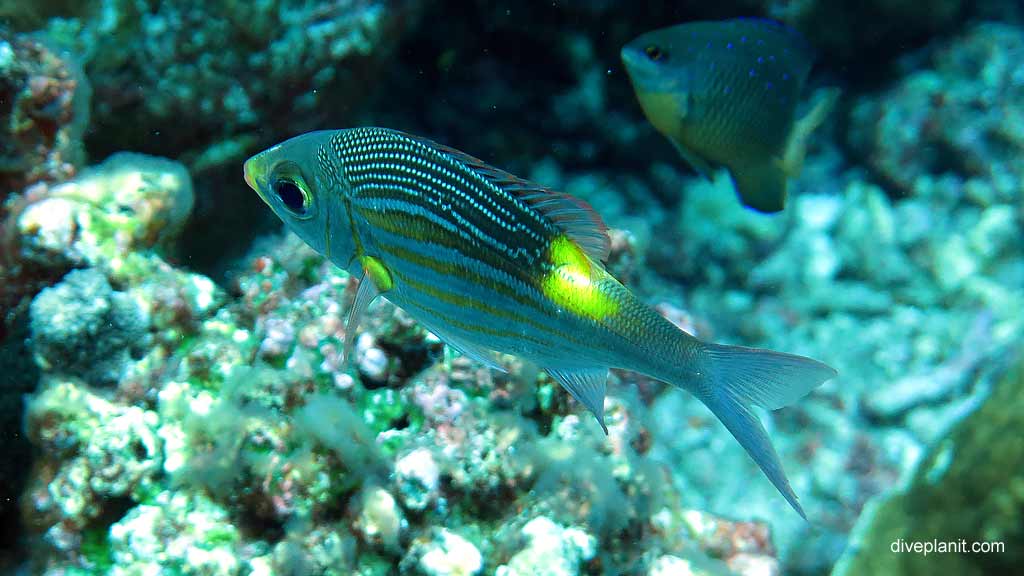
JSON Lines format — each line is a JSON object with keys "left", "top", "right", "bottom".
{"left": 833, "top": 351, "right": 1024, "bottom": 576}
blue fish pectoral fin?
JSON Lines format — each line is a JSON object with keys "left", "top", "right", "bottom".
{"left": 727, "top": 159, "right": 788, "bottom": 213}
{"left": 693, "top": 342, "right": 837, "bottom": 519}
{"left": 669, "top": 138, "right": 715, "bottom": 181}
{"left": 546, "top": 367, "right": 609, "bottom": 434}
{"left": 342, "top": 275, "right": 382, "bottom": 368}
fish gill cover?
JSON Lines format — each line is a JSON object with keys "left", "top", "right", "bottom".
{"left": 0, "top": 1, "right": 1022, "bottom": 576}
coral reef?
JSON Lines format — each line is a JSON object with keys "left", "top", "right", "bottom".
{"left": 2, "top": 151, "right": 195, "bottom": 335}
{"left": 33, "top": 0, "right": 421, "bottom": 164}
{"left": 0, "top": 28, "right": 89, "bottom": 197}
{"left": 832, "top": 350, "right": 1024, "bottom": 576}
{"left": 18, "top": 212, "right": 786, "bottom": 573}
{"left": 29, "top": 268, "right": 150, "bottom": 386}
{"left": 849, "top": 22, "right": 1024, "bottom": 202}
{"left": 1, "top": 1, "right": 1022, "bottom": 574}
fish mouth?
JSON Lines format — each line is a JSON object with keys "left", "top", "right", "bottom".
{"left": 621, "top": 47, "right": 660, "bottom": 78}
{"left": 244, "top": 155, "right": 274, "bottom": 208}
{"left": 243, "top": 157, "right": 259, "bottom": 191}
{"left": 620, "top": 45, "right": 641, "bottom": 67}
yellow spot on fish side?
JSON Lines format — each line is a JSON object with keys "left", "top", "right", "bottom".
{"left": 542, "top": 235, "right": 618, "bottom": 321}
{"left": 360, "top": 255, "right": 393, "bottom": 292}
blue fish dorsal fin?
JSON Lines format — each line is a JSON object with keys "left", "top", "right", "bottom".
{"left": 510, "top": 185, "right": 611, "bottom": 263}
{"left": 406, "top": 132, "right": 611, "bottom": 263}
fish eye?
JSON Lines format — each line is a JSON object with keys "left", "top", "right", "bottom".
{"left": 272, "top": 176, "right": 310, "bottom": 217}
{"left": 644, "top": 44, "right": 667, "bottom": 62}
{"left": 266, "top": 160, "right": 315, "bottom": 219}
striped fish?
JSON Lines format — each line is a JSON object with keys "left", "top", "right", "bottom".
{"left": 243, "top": 127, "right": 836, "bottom": 517}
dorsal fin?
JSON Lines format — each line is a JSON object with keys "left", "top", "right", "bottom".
{"left": 404, "top": 131, "right": 611, "bottom": 262}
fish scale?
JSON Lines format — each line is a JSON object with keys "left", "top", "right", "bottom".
{"left": 245, "top": 126, "right": 837, "bottom": 517}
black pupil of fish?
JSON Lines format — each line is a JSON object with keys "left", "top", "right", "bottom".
{"left": 644, "top": 45, "right": 666, "bottom": 61}
{"left": 273, "top": 179, "right": 305, "bottom": 213}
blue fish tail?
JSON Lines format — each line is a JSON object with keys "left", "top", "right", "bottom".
{"left": 692, "top": 343, "right": 837, "bottom": 519}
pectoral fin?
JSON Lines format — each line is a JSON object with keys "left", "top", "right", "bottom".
{"left": 546, "top": 367, "right": 610, "bottom": 434}
{"left": 342, "top": 256, "right": 393, "bottom": 368}
{"left": 783, "top": 87, "right": 840, "bottom": 177}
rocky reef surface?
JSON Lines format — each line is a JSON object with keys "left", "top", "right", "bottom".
{"left": 1, "top": 1, "right": 1022, "bottom": 575}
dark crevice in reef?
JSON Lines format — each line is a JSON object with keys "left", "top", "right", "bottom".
{"left": 0, "top": 313, "right": 40, "bottom": 567}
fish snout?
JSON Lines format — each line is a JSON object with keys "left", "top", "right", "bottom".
{"left": 243, "top": 156, "right": 260, "bottom": 191}
{"left": 620, "top": 46, "right": 666, "bottom": 91}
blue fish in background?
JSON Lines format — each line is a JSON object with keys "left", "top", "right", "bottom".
{"left": 622, "top": 18, "right": 838, "bottom": 212}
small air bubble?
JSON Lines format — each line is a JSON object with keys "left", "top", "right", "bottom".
{"left": 757, "top": 56, "right": 764, "bottom": 63}
{"left": 727, "top": 42, "right": 734, "bottom": 49}
{"left": 749, "top": 68, "right": 757, "bottom": 77}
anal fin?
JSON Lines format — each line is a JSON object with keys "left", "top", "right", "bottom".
{"left": 546, "top": 367, "right": 609, "bottom": 434}
{"left": 727, "top": 160, "right": 788, "bottom": 213}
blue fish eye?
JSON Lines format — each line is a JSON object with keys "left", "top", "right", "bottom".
{"left": 644, "top": 44, "right": 668, "bottom": 62}
{"left": 273, "top": 178, "right": 307, "bottom": 215}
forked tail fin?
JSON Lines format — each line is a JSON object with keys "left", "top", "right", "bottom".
{"left": 694, "top": 343, "right": 837, "bottom": 519}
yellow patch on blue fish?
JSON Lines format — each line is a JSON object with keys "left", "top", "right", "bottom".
{"left": 622, "top": 18, "right": 838, "bottom": 212}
